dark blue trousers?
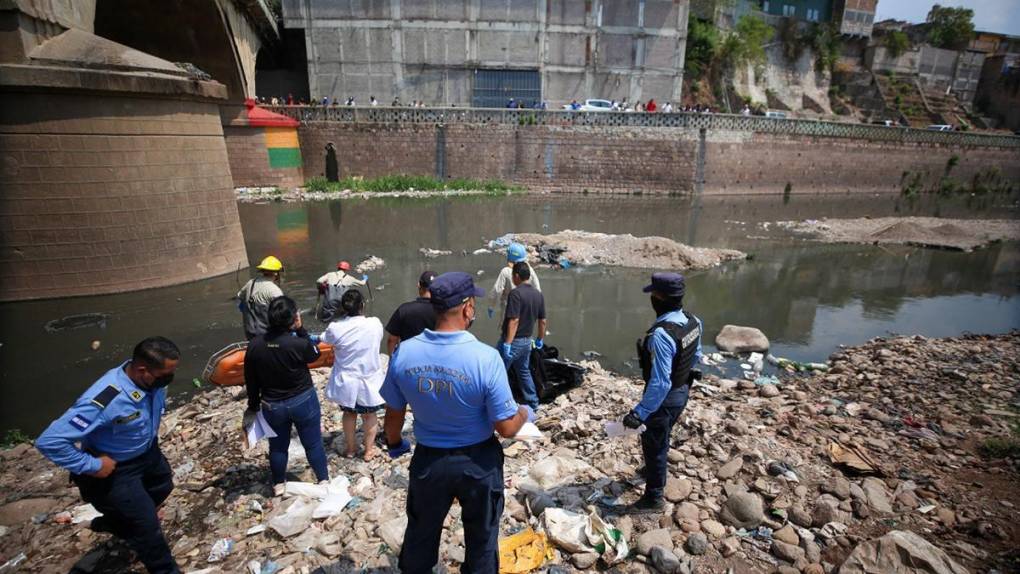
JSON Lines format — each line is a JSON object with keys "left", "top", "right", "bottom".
{"left": 72, "top": 441, "right": 179, "bottom": 574}
{"left": 399, "top": 436, "right": 504, "bottom": 574}
{"left": 640, "top": 404, "right": 685, "bottom": 501}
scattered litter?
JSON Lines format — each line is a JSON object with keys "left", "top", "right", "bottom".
{"left": 498, "top": 528, "right": 554, "bottom": 573}
{"left": 488, "top": 233, "right": 516, "bottom": 250}
{"left": 354, "top": 256, "right": 385, "bottom": 273}
{"left": 604, "top": 421, "right": 644, "bottom": 437}
{"left": 582, "top": 350, "right": 602, "bottom": 359}
{"left": 70, "top": 503, "right": 102, "bottom": 525}
{"left": 207, "top": 538, "right": 234, "bottom": 562}
{"left": 419, "top": 248, "right": 453, "bottom": 258}
{"left": 44, "top": 313, "right": 109, "bottom": 333}
{"left": 918, "top": 504, "right": 937, "bottom": 514}
{"left": 827, "top": 442, "right": 882, "bottom": 475}
{"left": 754, "top": 375, "right": 779, "bottom": 386}
{"left": 0, "top": 553, "right": 27, "bottom": 570}
{"left": 472, "top": 248, "right": 490, "bottom": 255}
{"left": 245, "top": 524, "right": 266, "bottom": 536}
{"left": 514, "top": 422, "right": 544, "bottom": 441}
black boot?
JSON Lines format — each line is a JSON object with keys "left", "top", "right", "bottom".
{"left": 629, "top": 495, "right": 665, "bottom": 513}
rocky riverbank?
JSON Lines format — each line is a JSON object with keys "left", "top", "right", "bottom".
{"left": 1, "top": 332, "right": 1017, "bottom": 574}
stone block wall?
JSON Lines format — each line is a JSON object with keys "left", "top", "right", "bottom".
{"left": 0, "top": 91, "right": 248, "bottom": 301}
{"left": 223, "top": 126, "right": 304, "bottom": 188}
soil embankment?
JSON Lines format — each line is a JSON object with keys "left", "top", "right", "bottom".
{"left": 777, "top": 217, "right": 1020, "bottom": 251}
{"left": 512, "top": 230, "right": 746, "bottom": 270}
{"left": 0, "top": 333, "right": 1017, "bottom": 573}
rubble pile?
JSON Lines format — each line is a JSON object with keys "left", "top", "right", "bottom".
{"left": 0, "top": 332, "right": 1018, "bottom": 573}
{"left": 776, "top": 217, "right": 1020, "bottom": 251}
{"left": 512, "top": 230, "right": 746, "bottom": 270}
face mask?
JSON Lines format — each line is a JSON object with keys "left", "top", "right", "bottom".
{"left": 651, "top": 295, "right": 678, "bottom": 317}
{"left": 149, "top": 372, "right": 174, "bottom": 390}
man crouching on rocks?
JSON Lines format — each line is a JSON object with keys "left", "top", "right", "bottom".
{"left": 624, "top": 273, "right": 703, "bottom": 512}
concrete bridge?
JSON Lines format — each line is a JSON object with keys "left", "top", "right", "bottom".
{"left": 0, "top": 0, "right": 278, "bottom": 301}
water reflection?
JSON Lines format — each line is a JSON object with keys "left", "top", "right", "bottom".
{"left": 0, "top": 193, "right": 1016, "bottom": 435}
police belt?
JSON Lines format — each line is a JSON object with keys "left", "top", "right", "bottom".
{"left": 414, "top": 435, "right": 500, "bottom": 456}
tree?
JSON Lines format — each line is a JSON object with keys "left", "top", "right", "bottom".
{"left": 925, "top": 5, "right": 975, "bottom": 50}
{"left": 685, "top": 18, "right": 720, "bottom": 80}
{"left": 722, "top": 14, "right": 775, "bottom": 70}
{"left": 884, "top": 30, "right": 910, "bottom": 58}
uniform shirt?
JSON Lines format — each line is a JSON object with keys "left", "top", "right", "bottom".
{"left": 502, "top": 282, "right": 545, "bottom": 340}
{"left": 385, "top": 297, "right": 436, "bottom": 342}
{"left": 380, "top": 329, "right": 519, "bottom": 448}
{"left": 317, "top": 270, "right": 366, "bottom": 302}
{"left": 633, "top": 309, "right": 703, "bottom": 420}
{"left": 36, "top": 362, "right": 166, "bottom": 475}
{"left": 488, "top": 263, "right": 540, "bottom": 325}
{"left": 237, "top": 277, "right": 283, "bottom": 337}
{"left": 244, "top": 330, "right": 320, "bottom": 411}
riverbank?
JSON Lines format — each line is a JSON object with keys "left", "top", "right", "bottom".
{"left": 1, "top": 332, "right": 1017, "bottom": 573}
{"left": 776, "top": 217, "right": 1020, "bottom": 251}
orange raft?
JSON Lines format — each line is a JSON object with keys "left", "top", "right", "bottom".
{"left": 201, "top": 341, "right": 334, "bottom": 386}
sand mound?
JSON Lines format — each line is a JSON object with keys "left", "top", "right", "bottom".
{"left": 513, "top": 230, "right": 746, "bottom": 270}
{"left": 778, "top": 217, "right": 1020, "bottom": 251}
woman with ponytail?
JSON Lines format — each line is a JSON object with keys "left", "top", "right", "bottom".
{"left": 320, "top": 289, "right": 386, "bottom": 459}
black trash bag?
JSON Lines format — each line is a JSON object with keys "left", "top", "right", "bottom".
{"left": 508, "top": 345, "right": 587, "bottom": 404}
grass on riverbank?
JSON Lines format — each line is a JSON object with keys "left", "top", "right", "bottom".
{"left": 305, "top": 175, "right": 523, "bottom": 194}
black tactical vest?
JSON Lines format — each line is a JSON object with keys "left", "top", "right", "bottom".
{"left": 636, "top": 310, "right": 701, "bottom": 389}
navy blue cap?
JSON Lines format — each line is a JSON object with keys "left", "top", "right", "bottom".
{"left": 642, "top": 272, "right": 686, "bottom": 299}
{"left": 429, "top": 272, "right": 485, "bottom": 311}
{"left": 418, "top": 270, "right": 437, "bottom": 288}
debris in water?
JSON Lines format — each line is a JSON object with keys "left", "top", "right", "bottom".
{"left": 354, "top": 256, "right": 385, "bottom": 273}
{"left": 44, "top": 313, "right": 109, "bottom": 333}
{"left": 583, "top": 350, "right": 602, "bottom": 359}
{"left": 509, "top": 230, "right": 745, "bottom": 270}
{"left": 419, "top": 248, "right": 453, "bottom": 258}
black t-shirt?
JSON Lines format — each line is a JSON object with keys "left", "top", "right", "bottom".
{"left": 502, "top": 283, "right": 546, "bottom": 340}
{"left": 385, "top": 297, "right": 436, "bottom": 341}
{"left": 244, "top": 329, "right": 320, "bottom": 411}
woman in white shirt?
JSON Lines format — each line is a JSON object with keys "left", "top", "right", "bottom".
{"left": 321, "top": 289, "right": 386, "bottom": 460}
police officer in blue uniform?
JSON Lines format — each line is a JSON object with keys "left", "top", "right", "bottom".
{"left": 36, "top": 337, "right": 182, "bottom": 574}
{"left": 380, "top": 272, "right": 534, "bottom": 574}
{"left": 623, "top": 273, "right": 703, "bottom": 511}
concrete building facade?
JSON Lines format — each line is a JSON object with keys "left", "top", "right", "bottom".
{"left": 281, "top": 0, "right": 690, "bottom": 107}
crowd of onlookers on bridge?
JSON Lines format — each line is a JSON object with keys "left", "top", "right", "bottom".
{"left": 254, "top": 93, "right": 755, "bottom": 116}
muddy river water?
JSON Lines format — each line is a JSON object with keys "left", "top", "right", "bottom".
{"left": 2, "top": 193, "right": 1018, "bottom": 435}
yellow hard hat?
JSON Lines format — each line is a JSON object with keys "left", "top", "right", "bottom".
{"left": 256, "top": 255, "right": 283, "bottom": 272}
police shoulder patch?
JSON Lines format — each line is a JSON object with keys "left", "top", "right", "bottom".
{"left": 90, "top": 384, "right": 121, "bottom": 409}
{"left": 69, "top": 414, "right": 93, "bottom": 431}
{"left": 128, "top": 390, "right": 144, "bottom": 402}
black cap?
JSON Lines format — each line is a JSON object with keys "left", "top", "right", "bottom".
{"left": 429, "top": 272, "right": 485, "bottom": 311}
{"left": 642, "top": 272, "right": 686, "bottom": 299}
{"left": 418, "top": 270, "right": 436, "bottom": 288}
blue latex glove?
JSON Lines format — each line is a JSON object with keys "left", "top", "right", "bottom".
{"left": 361, "top": 274, "right": 369, "bottom": 282}
{"left": 387, "top": 438, "right": 411, "bottom": 459}
{"left": 487, "top": 307, "right": 495, "bottom": 319}
{"left": 522, "top": 405, "right": 537, "bottom": 423}
{"left": 308, "top": 334, "right": 321, "bottom": 345}
{"left": 500, "top": 343, "right": 513, "bottom": 361}
{"left": 534, "top": 339, "right": 544, "bottom": 349}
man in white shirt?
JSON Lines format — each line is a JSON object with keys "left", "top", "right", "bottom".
{"left": 487, "top": 243, "right": 541, "bottom": 328}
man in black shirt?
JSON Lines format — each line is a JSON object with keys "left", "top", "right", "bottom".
{"left": 500, "top": 262, "right": 547, "bottom": 411}
{"left": 243, "top": 296, "right": 329, "bottom": 492}
{"left": 385, "top": 271, "right": 437, "bottom": 354}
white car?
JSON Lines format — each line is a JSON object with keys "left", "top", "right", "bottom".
{"left": 926, "top": 124, "right": 953, "bottom": 132}
{"left": 562, "top": 99, "right": 614, "bottom": 111}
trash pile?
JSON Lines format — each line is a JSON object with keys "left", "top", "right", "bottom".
{"left": 499, "top": 230, "right": 746, "bottom": 270}
{"left": 0, "top": 332, "right": 1017, "bottom": 573}
{"left": 353, "top": 256, "right": 385, "bottom": 274}
{"left": 775, "top": 217, "right": 1020, "bottom": 252}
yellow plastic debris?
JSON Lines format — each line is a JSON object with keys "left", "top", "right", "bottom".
{"left": 498, "top": 528, "right": 554, "bottom": 574}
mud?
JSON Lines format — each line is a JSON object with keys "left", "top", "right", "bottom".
{"left": 512, "top": 230, "right": 747, "bottom": 270}
{"left": 777, "top": 217, "right": 1020, "bottom": 251}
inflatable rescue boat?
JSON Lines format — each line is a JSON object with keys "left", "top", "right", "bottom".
{"left": 202, "top": 341, "right": 334, "bottom": 386}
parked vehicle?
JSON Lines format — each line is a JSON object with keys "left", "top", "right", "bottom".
{"left": 764, "top": 110, "right": 787, "bottom": 119}
{"left": 927, "top": 124, "right": 953, "bottom": 131}
{"left": 562, "top": 99, "right": 613, "bottom": 112}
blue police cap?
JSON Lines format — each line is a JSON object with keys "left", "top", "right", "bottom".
{"left": 429, "top": 272, "right": 485, "bottom": 311}
{"left": 642, "top": 272, "right": 686, "bottom": 299}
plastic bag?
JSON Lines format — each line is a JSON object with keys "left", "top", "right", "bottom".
{"left": 498, "top": 528, "right": 554, "bottom": 573}
{"left": 584, "top": 511, "right": 628, "bottom": 565}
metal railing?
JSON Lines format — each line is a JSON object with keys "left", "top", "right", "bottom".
{"left": 263, "top": 105, "right": 1020, "bottom": 149}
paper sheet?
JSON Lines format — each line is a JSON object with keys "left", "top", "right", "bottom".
{"left": 604, "top": 421, "right": 645, "bottom": 438}
{"left": 514, "top": 422, "right": 544, "bottom": 440}
{"left": 245, "top": 411, "right": 278, "bottom": 448}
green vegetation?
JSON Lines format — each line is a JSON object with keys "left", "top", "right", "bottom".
{"left": 685, "top": 18, "right": 721, "bottom": 81}
{"left": 900, "top": 170, "right": 924, "bottom": 197}
{"left": 925, "top": 5, "right": 975, "bottom": 50}
{"left": 970, "top": 167, "right": 1017, "bottom": 194}
{"left": 722, "top": 15, "right": 774, "bottom": 71}
{"left": 305, "top": 175, "right": 522, "bottom": 194}
{"left": 808, "top": 23, "right": 842, "bottom": 73}
{"left": 979, "top": 414, "right": 1020, "bottom": 459}
{"left": 884, "top": 30, "right": 910, "bottom": 58}
{"left": 1, "top": 429, "right": 30, "bottom": 448}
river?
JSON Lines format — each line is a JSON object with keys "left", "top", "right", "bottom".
{"left": 1, "top": 192, "right": 1017, "bottom": 436}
